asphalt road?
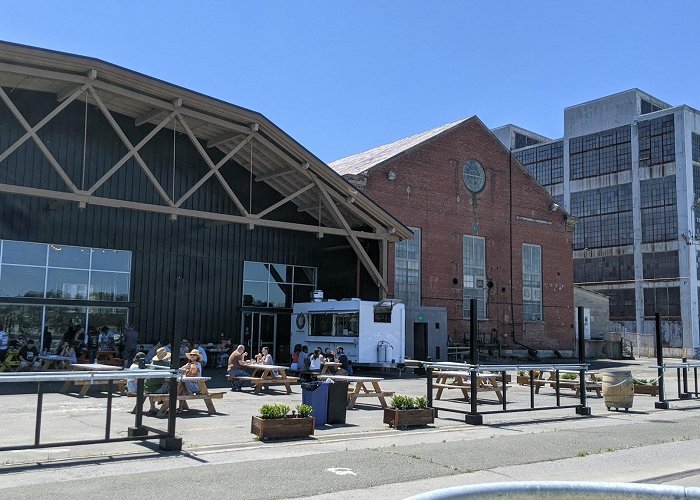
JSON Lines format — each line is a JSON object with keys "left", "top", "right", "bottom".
{"left": 2, "top": 414, "right": 700, "bottom": 499}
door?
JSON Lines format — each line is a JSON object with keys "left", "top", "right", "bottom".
{"left": 413, "top": 322, "right": 428, "bottom": 361}
{"left": 241, "top": 312, "right": 277, "bottom": 360}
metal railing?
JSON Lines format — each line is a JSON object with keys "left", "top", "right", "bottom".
{"left": 0, "top": 368, "right": 181, "bottom": 452}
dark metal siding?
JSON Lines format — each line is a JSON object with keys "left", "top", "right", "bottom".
{"left": 0, "top": 88, "right": 375, "bottom": 343}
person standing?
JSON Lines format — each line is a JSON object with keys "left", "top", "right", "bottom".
{"left": 0, "top": 324, "right": 8, "bottom": 364}
{"left": 87, "top": 326, "right": 100, "bottom": 363}
{"left": 123, "top": 324, "right": 139, "bottom": 367}
{"left": 41, "top": 327, "right": 52, "bottom": 354}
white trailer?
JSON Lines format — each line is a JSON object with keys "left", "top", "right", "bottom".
{"left": 291, "top": 298, "right": 405, "bottom": 367}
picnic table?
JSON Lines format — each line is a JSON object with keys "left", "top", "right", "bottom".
{"left": 533, "top": 369, "right": 602, "bottom": 397}
{"left": 431, "top": 370, "right": 506, "bottom": 402}
{"left": 59, "top": 363, "right": 126, "bottom": 397}
{"left": 144, "top": 376, "right": 224, "bottom": 416}
{"left": 321, "top": 361, "right": 342, "bottom": 374}
{"left": 229, "top": 363, "right": 299, "bottom": 395}
{"left": 38, "top": 354, "right": 73, "bottom": 370}
{"left": 0, "top": 349, "right": 19, "bottom": 372}
{"left": 318, "top": 375, "right": 394, "bottom": 409}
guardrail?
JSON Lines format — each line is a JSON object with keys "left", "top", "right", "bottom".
{"left": 424, "top": 362, "right": 591, "bottom": 425}
{"left": 406, "top": 481, "right": 700, "bottom": 499}
{"left": 0, "top": 368, "right": 182, "bottom": 452}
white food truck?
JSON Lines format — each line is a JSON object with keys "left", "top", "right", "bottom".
{"left": 291, "top": 297, "right": 405, "bottom": 367}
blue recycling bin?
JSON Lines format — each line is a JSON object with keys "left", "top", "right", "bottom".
{"left": 301, "top": 381, "right": 329, "bottom": 427}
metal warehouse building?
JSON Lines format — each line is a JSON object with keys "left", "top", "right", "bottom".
{"left": 0, "top": 42, "right": 411, "bottom": 362}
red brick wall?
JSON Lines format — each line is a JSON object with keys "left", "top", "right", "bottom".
{"left": 360, "top": 118, "right": 574, "bottom": 351}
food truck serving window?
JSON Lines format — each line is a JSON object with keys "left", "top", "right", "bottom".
{"left": 310, "top": 312, "right": 359, "bottom": 337}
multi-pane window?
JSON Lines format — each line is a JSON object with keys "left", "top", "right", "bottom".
{"left": 242, "top": 261, "right": 316, "bottom": 308}
{"left": 522, "top": 244, "right": 542, "bottom": 322}
{"left": 641, "top": 99, "right": 663, "bottom": 115}
{"left": 602, "top": 288, "right": 636, "bottom": 320}
{"left": 395, "top": 228, "right": 421, "bottom": 307}
{"left": 574, "top": 254, "right": 635, "bottom": 283}
{"left": 638, "top": 115, "right": 675, "bottom": 167}
{"left": 640, "top": 176, "right": 677, "bottom": 243}
{"left": 571, "top": 184, "right": 633, "bottom": 249}
{"left": 0, "top": 240, "right": 131, "bottom": 301}
{"left": 513, "top": 141, "right": 564, "bottom": 186}
{"left": 570, "top": 126, "right": 631, "bottom": 180}
{"left": 463, "top": 235, "right": 486, "bottom": 320}
{"left": 514, "top": 132, "right": 542, "bottom": 149}
{"left": 643, "top": 287, "right": 681, "bottom": 319}
{"left": 692, "top": 133, "right": 700, "bottom": 163}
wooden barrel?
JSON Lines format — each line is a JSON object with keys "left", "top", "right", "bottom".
{"left": 602, "top": 370, "right": 634, "bottom": 411}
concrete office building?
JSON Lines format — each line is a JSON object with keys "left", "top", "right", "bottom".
{"left": 0, "top": 42, "right": 411, "bottom": 360}
{"left": 494, "top": 89, "right": 700, "bottom": 356}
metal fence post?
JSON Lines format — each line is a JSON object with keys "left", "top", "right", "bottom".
{"left": 575, "top": 307, "right": 591, "bottom": 415}
{"left": 654, "top": 312, "right": 669, "bottom": 409}
{"left": 465, "top": 298, "right": 483, "bottom": 425}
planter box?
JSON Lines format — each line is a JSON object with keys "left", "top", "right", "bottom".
{"left": 634, "top": 384, "right": 659, "bottom": 396}
{"left": 251, "top": 416, "right": 314, "bottom": 440}
{"left": 383, "top": 408, "right": 436, "bottom": 429}
{"left": 517, "top": 375, "right": 531, "bottom": 385}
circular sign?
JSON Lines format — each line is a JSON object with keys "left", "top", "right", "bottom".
{"left": 463, "top": 159, "right": 486, "bottom": 193}
{"left": 295, "top": 314, "right": 306, "bottom": 330}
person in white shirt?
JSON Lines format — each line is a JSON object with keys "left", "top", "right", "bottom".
{"left": 308, "top": 348, "right": 324, "bottom": 372}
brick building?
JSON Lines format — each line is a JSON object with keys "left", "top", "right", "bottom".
{"left": 330, "top": 117, "right": 575, "bottom": 354}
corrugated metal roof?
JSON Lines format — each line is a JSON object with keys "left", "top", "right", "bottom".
{"left": 329, "top": 118, "right": 469, "bottom": 176}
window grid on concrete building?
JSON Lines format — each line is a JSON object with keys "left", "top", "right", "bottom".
{"left": 693, "top": 133, "right": 700, "bottom": 163}
{"left": 463, "top": 235, "right": 486, "bottom": 320}
{"left": 643, "top": 251, "right": 680, "bottom": 280}
{"left": 574, "top": 254, "right": 635, "bottom": 284}
{"left": 601, "top": 288, "right": 636, "bottom": 320}
{"left": 570, "top": 125, "right": 631, "bottom": 180}
{"left": 643, "top": 286, "right": 681, "bottom": 318}
{"left": 571, "top": 184, "right": 633, "bottom": 249}
{"left": 640, "top": 176, "right": 677, "bottom": 243}
{"left": 638, "top": 115, "right": 675, "bottom": 167}
{"left": 522, "top": 243, "right": 542, "bottom": 322}
{"left": 394, "top": 227, "right": 421, "bottom": 307}
{"left": 513, "top": 141, "right": 563, "bottom": 186}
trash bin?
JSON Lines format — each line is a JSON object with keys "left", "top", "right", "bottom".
{"left": 301, "top": 381, "right": 329, "bottom": 427}
{"left": 327, "top": 381, "right": 349, "bottom": 424}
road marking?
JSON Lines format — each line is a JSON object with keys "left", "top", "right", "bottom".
{"left": 326, "top": 467, "right": 357, "bottom": 476}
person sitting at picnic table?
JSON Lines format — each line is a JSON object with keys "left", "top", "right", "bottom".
{"left": 126, "top": 352, "right": 146, "bottom": 394}
{"left": 59, "top": 341, "right": 77, "bottom": 367}
{"left": 178, "top": 349, "right": 203, "bottom": 411}
{"left": 323, "top": 348, "right": 336, "bottom": 362}
{"left": 258, "top": 346, "right": 274, "bottom": 365}
{"left": 18, "top": 339, "right": 41, "bottom": 371}
{"left": 297, "top": 345, "right": 310, "bottom": 371}
{"left": 228, "top": 344, "right": 250, "bottom": 392}
{"left": 308, "top": 348, "right": 325, "bottom": 372}
{"left": 145, "top": 340, "right": 162, "bottom": 363}
{"left": 290, "top": 344, "right": 302, "bottom": 370}
{"left": 336, "top": 346, "right": 352, "bottom": 375}
{"left": 143, "top": 347, "right": 171, "bottom": 414}
{"left": 216, "top": 338, "right": 232, "bottom": 368}
{"left": 87, "top": 325, "right": 100, "bottom": 363}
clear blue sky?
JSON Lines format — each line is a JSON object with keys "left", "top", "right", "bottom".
{"left": 2, "top": 1, "right": 699, "bottom": 162}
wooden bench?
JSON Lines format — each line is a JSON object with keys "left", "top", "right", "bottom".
{"left": 318, "top": 375, "right": 394, "bottom": 409}
{"left": 534, "top": 371, "right": 602, "bottom": 397}
{"left": 59, "top": 363, "right": 126, "bottom": 397}
{"left": 130, "top": 377, "right": 224, "bottom": 415}
{"left": 228, "top": 364, "right": 299, "bottom": 394}
{"left": 432, "top": 371, "right": 507, "bottom": 402}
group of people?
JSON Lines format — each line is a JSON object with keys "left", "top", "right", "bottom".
{"left": 291, "top": 344, "right": 352, "bottom": 375}
{"left": 226, "top": 345, "right": 275, "bottom": 391}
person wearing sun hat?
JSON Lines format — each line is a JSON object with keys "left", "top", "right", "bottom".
{"left": 144, "top": 347, "right": 171, "bottom": 394}
{"left": 177, "top": 349, "right": 203, "bottom": 411}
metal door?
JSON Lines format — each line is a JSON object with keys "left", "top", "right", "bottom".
{"left": 241, "top": 312, "right": 277, "bottom": 359}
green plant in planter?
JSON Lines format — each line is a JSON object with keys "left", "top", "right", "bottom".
{"left": 296, "top": 404, "right": 313, "bottom": 418}
{"left": 259, "top": 403, "right": 291, "bottom": 419}
{"left": 634, "top": 377, "right": 658, "bottom": 386}
{"left": 561, "top": 373, "right": 578, "bottom": 380}
{"left": 391, "top": 395, "right": 427, "bottom": 410}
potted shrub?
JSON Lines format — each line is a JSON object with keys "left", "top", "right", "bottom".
{"left": 517, "top": 370, "right": 531, "bottom": 385}
{"left": 633, "top": 377, "right": 659, "bottom": 396}
{"left": 251, "top": 403, "right": 315, "bottom": 440}
{"left": 383, "top": 395, "right": 436, "bottom": 429}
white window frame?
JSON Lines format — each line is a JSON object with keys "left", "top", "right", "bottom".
{"left": 394, "top": 227, "right": 421, "bottom": 307}
{"left": 463, "top": 235, "right": 487, "bottom": 320}
{"left": 522, "top": 243, "right": 543, "bottom": 322}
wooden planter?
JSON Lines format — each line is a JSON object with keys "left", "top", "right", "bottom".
{"left": 383, "top": 408, "right": 436, "bottom": 429}
{"left": 517, "top": 375, "right": 530, "bottom": 385}
{"left": 634, "top": 384, "right": 659, "bottom": 396}
{"left": 251, "top": 416, "right": 315, "bottom": 440}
